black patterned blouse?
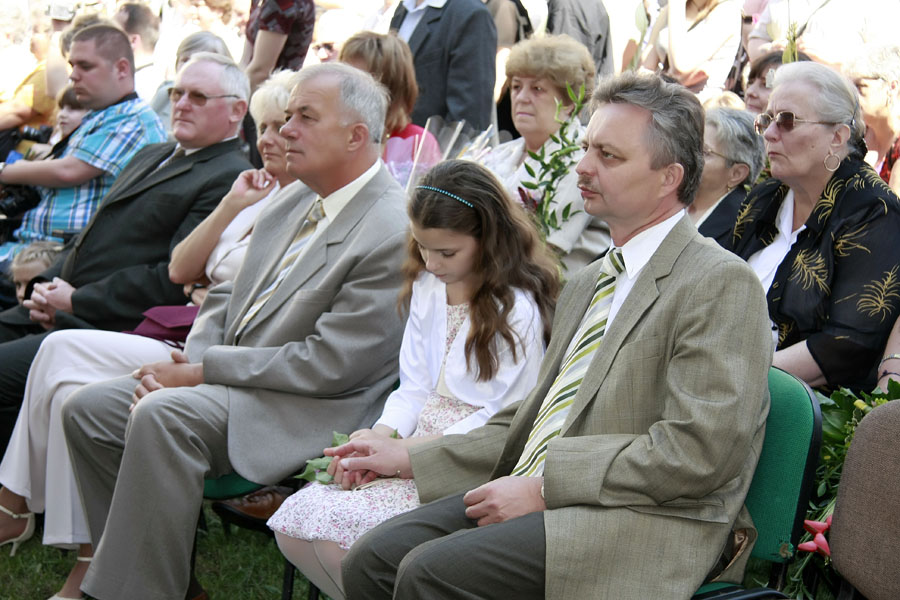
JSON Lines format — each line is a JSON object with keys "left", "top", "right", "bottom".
{"left": 730, "top": 158, "right": 900, "bottom": 391}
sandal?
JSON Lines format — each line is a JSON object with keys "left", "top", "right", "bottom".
{"left": 0, "top": 502, "right": 35, "bottom": 557}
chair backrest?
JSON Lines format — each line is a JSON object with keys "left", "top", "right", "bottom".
{"left": 745, "top": 367, "right": 822, "bottom": 563}
{"left": 830, "top": 400, "right": 900, "bottom": 600}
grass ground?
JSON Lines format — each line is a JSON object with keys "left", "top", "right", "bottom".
{"left": 2, "top": 507, "right": 838, "bottom": 600}
{"left": 0, "top": 502, "right": 318, "bottom": 600}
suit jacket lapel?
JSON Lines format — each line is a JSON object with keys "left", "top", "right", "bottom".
{"left": 493, "top": 260, "right": 605, "bottom": 472}
{"left": 390, "top": 3, "right": 407, "bottom": 30}
{"left": 99, "top": 143, "right": 174, "bottom": 208}
{"left": 244, "top": 166, "right": 395, "bottom": 332}
{"left": 561, "top": 216, "right": 697, "bottom": 434}
{"left": 112, "top": 139, "right": 242, "bottom": 204}
{"left": 407, "top": 6, "right": 443, "bottom": 56}
{"left": 69, "top": 143, "right": 174, "bottom": 253}
{"left": 225, "top": 182, "right": 317, "bottom": 340}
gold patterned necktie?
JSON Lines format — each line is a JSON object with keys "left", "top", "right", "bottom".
{"left": 512, "top": 248, "right": 625, "bottom": 477}
{"left": 155, "top": 147, "right": 186, "bottom": 172}
{"left": 237, "top": 198, "right": 326, "bottom": 334}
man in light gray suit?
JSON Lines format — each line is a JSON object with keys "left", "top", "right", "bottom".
{"left": 61, "top": 63, "right": 409, "bottom": 600}
{"left": 331, "top": 72, "right": 774, "bottom": 599}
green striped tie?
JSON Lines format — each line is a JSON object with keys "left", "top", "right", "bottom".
{"left": 512, "top": 248, "right": 625, "bottom": 477}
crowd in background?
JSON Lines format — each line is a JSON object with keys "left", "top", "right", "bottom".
{"left": 1, "top": 0, "right": 900, "bottom": 599}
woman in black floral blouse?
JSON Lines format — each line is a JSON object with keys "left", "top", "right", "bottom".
{"left": 731, "top": 61, "right": 900, "bottom": 392}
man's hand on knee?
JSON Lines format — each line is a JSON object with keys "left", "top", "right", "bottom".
{"left": 463, "top": 476, "right": 546, "bottom": 526}
{"left": 131, "top": 349, "right": 203, "bottom": 409}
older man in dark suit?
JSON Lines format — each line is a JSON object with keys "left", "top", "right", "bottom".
{"left": 0, "top": 53, "right": 251, "bottom": 449}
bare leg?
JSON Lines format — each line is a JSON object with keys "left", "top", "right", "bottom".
{"left": 275, "top": 533, "right": 346, "bottom": 600}
{"left": 55, "top": 544, "right": 94, "bottom": 599}
{"left": 0, "top": 486, "right": 29, "bottom": 541}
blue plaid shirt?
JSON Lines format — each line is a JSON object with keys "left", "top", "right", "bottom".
{"left": 0, "top": 96, "right": 165, "bottom": 263}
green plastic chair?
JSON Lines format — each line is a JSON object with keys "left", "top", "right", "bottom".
{"left": 693, "top": 367, "right": 822, "bottom": 599}
{"left": 203, "top": 472, "right": 263, "bottom": 500}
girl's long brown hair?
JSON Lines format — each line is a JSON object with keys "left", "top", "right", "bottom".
{"left": 401, "top": 160, "right": 560, "bottom": 381}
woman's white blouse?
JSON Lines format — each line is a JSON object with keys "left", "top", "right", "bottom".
{"left": 204, "top": 184, "right": 279, "bottom": 285}
{"left": 375, "top": 272, "right": 546, "bottom": 438}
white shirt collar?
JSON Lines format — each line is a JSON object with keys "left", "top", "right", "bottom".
{"left": 178, "top": 135, "right": 238, "bottom": 156}
{"left": 616, "top": 209, "right": 686, "bottom": 280}
{"left": 319, "top": 159, "right": 382, "bottom": 223}
{"left": 402, "top": 0, "right": 447, "bottom": 12}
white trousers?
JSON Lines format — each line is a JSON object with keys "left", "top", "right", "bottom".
{"left": 0, "top": 329, "right": 172, "bottom": 546}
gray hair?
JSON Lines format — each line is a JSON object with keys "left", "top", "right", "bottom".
{"left": 249, "top": 69, "right": 296, "bottom": 124}
{"left": 175, "top": 31, "right": 232, "bottom": 66}
{"left": 773, "top": 61, "right": 866, "bottom": 160}
{"left": 293, "top": 62, "right": 389, "bottom": 144}
{"left": 706, "top": 108, "right": 766, "bottom": 185}
{"left": 181, "top": 51, "right": 250, "bottom": 103}
{"left": 591, "top": 71, "right": 704, "bottom": 205}
{"left": 844, "top": 45, "right": 900, "bottom": 85}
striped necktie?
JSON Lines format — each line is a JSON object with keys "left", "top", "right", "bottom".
{"left": 237, "top": 198, "right": 326, "bottom": 334}
{"left": 512, "top": 248, "right": 625, "bottom": 477}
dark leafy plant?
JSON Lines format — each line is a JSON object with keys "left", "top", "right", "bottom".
{"left": 783, "top": 379, "right": 900, "bottom": 598}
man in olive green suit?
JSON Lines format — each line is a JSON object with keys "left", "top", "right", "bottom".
{"left": 333, "top": 72, "right": 774, "bottom": 599}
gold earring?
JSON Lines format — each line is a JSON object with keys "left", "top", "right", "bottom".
{"left": 824, "top": 149, "right": 841, "bottom": 172}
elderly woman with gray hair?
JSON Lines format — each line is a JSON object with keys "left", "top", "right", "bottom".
{"left": 730, "top": 61, "right": 900, "bottom": 392}
{"left": 690, "top": 107, "right": 765, "bottom": 247}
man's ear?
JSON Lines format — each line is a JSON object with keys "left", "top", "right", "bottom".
{"left": 346, "top": 122, "right": 370, "bottom": 152}
{"left": 230, "top": 99, "right": 248, "bottom": 125}
{"left": 662, "top": 162, "right": 685, "bottom": 196}
{"left": 114, "top": 57, "right": 132, "bottom": 81}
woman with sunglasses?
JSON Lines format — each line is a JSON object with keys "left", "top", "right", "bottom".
{"left": 689, "top": 107, "right": 765, "bottom": 247}
{"left": 730, "top": 61, "right": 900, "bottom": 393}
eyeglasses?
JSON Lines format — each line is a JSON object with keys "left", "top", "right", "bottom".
{"left": 754, "top": 111, "right": 839, "bottom": 135}
{"left": 702, "top": 145, "right": 731, "bottom": 162}
{"left": 168, "top": 87, "right": 239, "bottom": 106}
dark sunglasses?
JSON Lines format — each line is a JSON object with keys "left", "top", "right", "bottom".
{"left": 168, "top": 87, "right": 239, "bottom": 106}
{"left": 754, "top": 111, "right": 838, "bottom": 135}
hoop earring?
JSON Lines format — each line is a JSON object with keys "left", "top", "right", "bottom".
{"left": 824, "top": 150, "right": 841, "bottom": 172}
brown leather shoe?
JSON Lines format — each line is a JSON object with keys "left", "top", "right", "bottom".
{"left": 214, "top": 486, "right": 290, "bottom": 521}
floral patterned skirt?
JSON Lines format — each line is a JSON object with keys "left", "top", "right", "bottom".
{"left": 266, "top": 393, "right": 479, "bottom": 549}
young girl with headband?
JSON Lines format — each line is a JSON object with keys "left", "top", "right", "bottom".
{"left": 267, "top": 159, "right": 560, "bottom": 599}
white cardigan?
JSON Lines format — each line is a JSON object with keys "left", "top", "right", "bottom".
{"left": 375, "top": 272, "right": 545, "bottom": 438}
